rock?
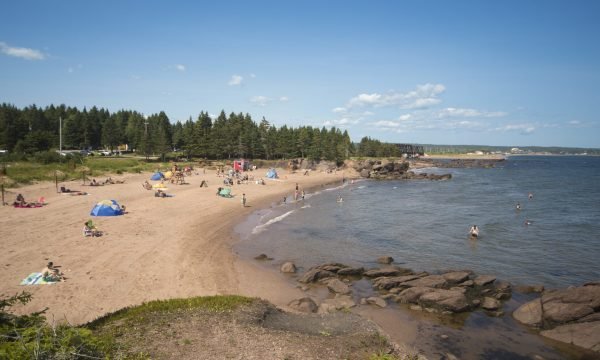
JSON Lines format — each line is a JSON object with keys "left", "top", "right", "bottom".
{"left": 364, "top": 267, "right": 403, "bottom": 278}
{"left": 360, "top": 298, "right": 367, "bottom": 305}
{"left": 442, "top": 271, "right": 471, "bottom": 283}
{"left": 336, "top": 267, "right": 365, "bottom": 276}
{"left": 254, "top": 253, "right": 273, "bottom": 261}
{"left": 495, "top": 292, "right": 512, "bottom": 300}
{"left": 298, "top": 268, "right": 335, "bottom": 283}
{"left": 444, "top": 352, "right": 459, "bottom": 360}
{"left": 366, "top": 297, "right": 387, "bottom": 308}
{"left": 513, "top": 298, "right": 543, "bottom": 326}
{"left": 577, "top": 313, "right": 600, "bottom": 323}
{"left": 396, "top": 287, "right": 436, "bottom": 304}
{"left": 360, "top": 169, "right": 370, "bottom": 178}
{"left": 315, "top": 263, "right": 348, "bottom": 273}
{"left": 280, "top": 261, "right": 297, "bottom": 273}
{"left": 458, "top": 280, "right": 474, "bottom": 287}
{"left": 325, "top": 278, "right": 352, "bottom": 295}
{"left": 542, "top": 285, "right": 600, "bottom": 309}
{"left": 381, "top": 294, "right": 396, "bottom": 300}
{"left": 540, "top": 321, "right": 600, "bottom": 352}
{"left": 373, "top": 274, "right": 421, "bottom": 290}
{"left": 402, "top": 275, "right": 447, "bottom": 289}
{"left": 409, "top": 305, "right": 423, "bottom": 311}
{"left": 288, "top": 297, "right": 318, "bottom": 313}
{"left": 319, "top": 295, "right": 356, "bottom": 313}
{"left": 472, "top": 299, "right": 481, "bottom": 307}
{"left": 495, "top": 281, "right": 512, "bottom": 292}
{"left": 474, "top": 275, "right": 496, "bottom": 286}
{"left": 377, "top": 256, "right": 394, "bottom": 264}
{"left": 543, "top": 302, "right": 594, "bottom": 324}
{"left": 449, "top": 287, "right": 466, "bottom": 294}
{"left": 515, "top": 284, "right": 545, "bottom": 293}
{"left": 440, "top": 334, "right": 449, "bottom": 340}
{"left": 419, "top": 289, "right": 470, "bottom": 312}
{"left": 481, "top": 297, "right": 501, "bottom": 311}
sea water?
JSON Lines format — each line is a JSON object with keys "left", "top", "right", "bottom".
{"left": 237, "top": 156, "right": 600, "bottom": 289}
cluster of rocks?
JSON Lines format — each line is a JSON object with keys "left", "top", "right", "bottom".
{"left": 284, "top": 258, "right": 510, "bottom": 317}
{"left": 347, "top": 159, "right": 452, "bottom": 181}
{"left": 513, "top": 282, "right": 600, "bottom": 352}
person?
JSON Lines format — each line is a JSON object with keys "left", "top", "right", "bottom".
{"left": 104, "top": 177, "right": 114, "bottom": 185}
{"left": 469, "top": 225, "right": 479, "bottom": 237}
{"left": 301, "top": 189, "right": 305, "bottom": 200}
{"left": 283, "top": 196, "right": 287, "bottom": 204}
{"left": 217, "top": 187, "right": 222, "bottom": 196}
{"left": 60, "top": 185, "right": 71, "bottom": 193}
{"left": 516, "top": 202, "right": 521, "bottom": 211}
{"left": 142, "top": 180, "right": 152, "bottom": 190}
{"left": 524, "top": 219, "right": 533, "bottom": 226}
{"left": 155, "top": 189, "right": 167, "bottom": 198}
{"left": 337, "top": 194, "right": 343, "bottom": 203}
{"left": 41, "top": 262, "right": 65, "bottom": 282}
{"left": 15, "top": 193, "right": 26, "bottom": 206}
{"left": 120, "top": 205, "right": 127, "bottom": 213}
{"left": 295, "top": 183, "right": 299, "bottom": 191}
{"left": 90, "top": 179, "right": 99, "bottom": 186}
{"left": 528, "top": 193, "right": 534, "bottom": 200}
{"left": 199, "top": 180, "right": 208, "bottom": 187}
{"left": 242, "top": 193, "right": 247, "bottom": 207}
{"left": 303, "top": 170, "right": 309, "bottom": 176}
{"left": 83, "top": 221, "right": 101, "bottom": 236}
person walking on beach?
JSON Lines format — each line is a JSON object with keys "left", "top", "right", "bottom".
{"left": 241, "top": 193, "right": 247, "bottom": 207}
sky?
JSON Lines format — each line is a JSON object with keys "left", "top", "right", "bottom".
{"left": 1, "top": 1, "right": 599, "bottom": 148}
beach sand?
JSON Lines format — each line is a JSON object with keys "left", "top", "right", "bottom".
{"left": 0, "top": 167, "right": 352, "bottom": 325}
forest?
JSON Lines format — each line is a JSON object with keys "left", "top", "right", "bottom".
{"left": 0, "top": 103, "right": 403, "bottom": 162}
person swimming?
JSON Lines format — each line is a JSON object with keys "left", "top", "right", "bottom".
{"left": 469, "top": 225, "right": 479, "bottom": 237}
{"left": 516, "top": 202, "right": 521, "bottom": 210}
{"left": 528, "top": 193, "right": 534, "bottom": 200}
{"left": 336, "top": 194, "right": 343, "bottom": 203}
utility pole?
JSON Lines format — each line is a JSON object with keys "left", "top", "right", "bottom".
{"left": 59, "top": 116, "right": 62, "bottom": 155}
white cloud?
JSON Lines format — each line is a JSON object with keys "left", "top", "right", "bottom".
{"left": 279, "top": 96, "right": 289, "bottom": 102}
{"left": 568, "top": 120, "right": 580, "bottom": 125}
{"left": 0, "top": 41, "right": 45, "bottom": 60}
{"left": 495, "top": 124, "right": 535, "bottom": 134}
{"left": 347, "top": 83, "right": 445, "bottom": 109}
{"left": 332, "top": 107, "right": 347, "bottom": 114}
{"left": 437, "top": 107, "right": 506, "bottom": 118}
{"left": 250, "top": 95, "right": 271, "bottom": 106}
{"left": 175, "top": 64, "right": 186, "bottom": 72}
{"left": 323, "top": 118, "right": 359, "bottom": 126}
{"left": 374, "top": 120, "right": 401, "bottom": 128}
{"left": 398, "top": 114, "right": 412, "bottom": 121}
{"left": 228, "top": 75, "right": 243, "bottom": 86}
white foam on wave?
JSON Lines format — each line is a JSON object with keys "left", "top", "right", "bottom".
{"left": 252, "top": 210, "right": 296, "bottom": 234}
{"left": 301, "top": 204, "right": 311, "bottom": 209}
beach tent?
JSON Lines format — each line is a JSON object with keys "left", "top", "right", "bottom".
{"left": 218, "top": 188, "right": 232, "bottom": 198}
{"left": 90, "top": 199, "right": 123, "bottom": 216}
{"left": 163, "top": 171, "right": 173, "bottom": 179}
{"left": 266, "top": 168, "right": 278, "bottom": 179}
{"left": 150, "top": 172, "right": 163, "bottom": 180}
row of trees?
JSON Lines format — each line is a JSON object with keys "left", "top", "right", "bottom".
{"left": 0, "top": 103, "right": 406, "bottom": 161}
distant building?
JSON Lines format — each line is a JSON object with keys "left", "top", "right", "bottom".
{"left": 394, "top": 144, "right": 424, "bottom": 157}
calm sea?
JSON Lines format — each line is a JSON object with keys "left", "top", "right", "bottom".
{"left": 236, "top": 156, "right": 600, "bottom": 289}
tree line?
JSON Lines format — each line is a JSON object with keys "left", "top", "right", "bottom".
{"left": 0, "top": 103, "right": 405, "bottom": 161}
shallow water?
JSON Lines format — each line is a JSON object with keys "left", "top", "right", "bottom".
{"left": 234, "top": 156, "right": 600, "bottom": 359}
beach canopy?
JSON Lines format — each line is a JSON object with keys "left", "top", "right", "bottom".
{"left": 266, "top": 168, "right": 278, "bottom": 179}
{"left": 150, "top": 172, "right": 163, "bottom": 180}
{"left": 90, "top": 199, "right": 123, "bottom": 216}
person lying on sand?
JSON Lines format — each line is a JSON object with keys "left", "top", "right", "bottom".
{"left": 41, "top": 261, "right": 65, "bottom": 282}
{"left": 83, "top": 221, "right": 101, "bottom": 237}
{"left": 90, "top": 179, "right": 102, "bottom": 186}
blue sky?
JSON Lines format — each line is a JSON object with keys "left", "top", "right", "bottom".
{"left": 1, "top": 1, "right": 599, "bottom": 148}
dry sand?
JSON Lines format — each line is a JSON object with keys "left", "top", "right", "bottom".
{"left": 0, "top": 167, "right": 352, "bottom": 325}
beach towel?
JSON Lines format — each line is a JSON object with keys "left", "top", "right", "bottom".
{"left": 13, "top": 204, "right": 43, "bottom": 208}
{"left": 20, "top": 272, "right": 57, "bottom": 285}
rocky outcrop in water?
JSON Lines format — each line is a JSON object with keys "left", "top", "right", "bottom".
{"left": 410, "top": 158, "right": 505, "bottom": 169}
{"left": 346, "top": 159, "right": 452, "bottom": 180}
{"left": 513, "top": 282, "right": 600, "bottom": 352}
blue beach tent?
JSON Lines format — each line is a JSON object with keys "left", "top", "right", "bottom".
{"left": 150, "top": 172, "right": 164, "bottom": 181}
{"left": 90, "top": 200, "right": 123, "bottom": 216}
{"left": 266, "top": 168, "right": 278, "bottom": 179}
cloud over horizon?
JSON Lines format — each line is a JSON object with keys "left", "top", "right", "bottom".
{"left": 347, "top": 83, "right": 446, "bottom": 110}
{"left": 228, "top": 74, "right": 243, "bottom": 86}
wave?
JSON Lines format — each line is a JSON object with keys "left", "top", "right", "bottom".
{"left": 252, "top": 210, "right": 296, "bottom": 234}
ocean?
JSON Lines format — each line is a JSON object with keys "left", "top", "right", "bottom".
{"left": 234, "top": 155, "right": 600, "bottom": 359}
{"left": 237, "top": 155, "right": 600, "bottom": 289}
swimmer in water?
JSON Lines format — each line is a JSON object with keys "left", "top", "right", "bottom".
{"left": 528, "top": 193, "right": 533, "bottom": 200}
{"left": 524, "top": 219, "right": 533, "bottom": 226}
{"left": 516, "top": 202, "right": 521, "bottom": 211}
{"left": 337, "top": 194, "right": 343, "bottom": 203}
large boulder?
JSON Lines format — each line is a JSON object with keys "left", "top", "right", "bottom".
{"left": 474, "top": 275, "right": 496, "bottom": 286}
{"left": 319, "top": 295, "right": 356, "bottom": 313}
{"left": 543, "top": 302, "right": 594, "bottom": 324}
{"left": 419, "top": 289, "right": 470, "bottom": 312}
{"left": 396, "top": 287, "right": 436, "bottom": 304}
{"left": 298, "top": 268, "right": 335, "bottom": 283}
{"left": 513, "top": 298, "right": 543, "bottom": 326}
{"left": 280, "top": 261, "right": 297, "bottom": 273}
{"left": 288, "top": 297, "right": 318, "bottom": 313}
{"left": 402, "top": 275, "right": 447, "bottom": 289}
{"left": 373, "top": 274, "right": 421, "bottom": 290}
{"left": 542, "top": 284, "right": 600, "bottom": 309}
{"left": 540, "top": 321, "right": 600, "bottom": 352}
{"left": 325, "top": 278, "right": 352, "bottom": 295}
{"left": 364, "top": 267, "right": 406, "bottom": 278}
{"left": 442, "top": 271, "right": 471, "bottom": 284}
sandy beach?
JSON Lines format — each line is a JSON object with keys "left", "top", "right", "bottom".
{"left": 0, "top": 167, "right": 352, "bottom": 325}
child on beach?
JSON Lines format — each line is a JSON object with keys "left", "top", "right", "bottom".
{"left": 242, "top": 193, "right": 247, "bottom": 207}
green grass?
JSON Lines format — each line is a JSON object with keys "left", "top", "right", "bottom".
{"left": 1, "top": 157, "right": 200, "bottom": 187}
